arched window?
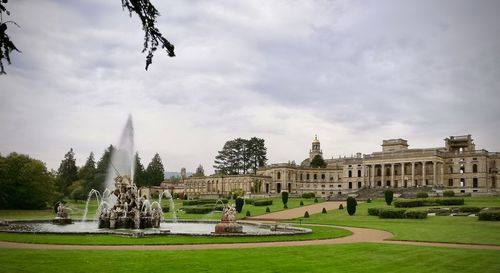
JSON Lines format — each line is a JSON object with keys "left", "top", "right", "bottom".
{"left": 348, "top": 170, "right": 352, "bottom": 178}
{"left": 473, "top": 164, "right": 478, "bottom": 173}
{"left": 357, "top": 170, "right": 361, "bottom": 177}
{"left": 377, "top": 168, "right": 381, "bottom": 176}
{"left": 321, "top": 174, "right": 325, "bottom": 180}
{"left": 277, "top": 172, "right": 281, "bottom": 180}
{"left": 314, "top": 174, "right": 317, "bottom": 180}
{"left": 449, "top": 166, "right": 453, "bottom": 174}
{"left": 306, "top": 173, "right": 310, "bottom": 180}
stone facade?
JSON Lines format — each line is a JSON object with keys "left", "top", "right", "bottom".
{"left": 256, "top": 135, "right": 499, "bottom": 197}
{"left": 176, "top": 175, "right": 272, "bottom": 197}
{"left": 166, "top": 134, "right": 499, "bottom": 198}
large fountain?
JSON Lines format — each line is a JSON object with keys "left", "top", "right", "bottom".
{"left": 0, "top": 116, "right": 311, "bottom": 237}
{"left": 97, "top": 174, "right": 161, "bottom": 229}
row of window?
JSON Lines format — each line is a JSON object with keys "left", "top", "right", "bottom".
{"left": 276, "top": 171, "right": 363, "bottom": 180}
{"left": 448, "top": 178, "right": 479, "bottom": 187}
{"left": 275, "top": 163, "right": 483, "bottom": 181}
{"left": 300, "top": 181, "right": 363, "bottom": 189}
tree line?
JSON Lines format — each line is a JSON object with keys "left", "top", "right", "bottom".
{"left": 0, "top": 146, "right": 165, "bottom": 209}
{"left": 213, "top": 137, "right": 267, "bottom": 175}
{"left": 58, "top": 146, "right": 165, "bottom": 201}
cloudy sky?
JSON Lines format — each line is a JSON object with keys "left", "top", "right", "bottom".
{"left": 1, "top": 0, "right": 500, "bottom": 174}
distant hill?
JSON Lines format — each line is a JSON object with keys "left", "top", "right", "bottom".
{"left": 164, "top": 171, "right": 193, "bottom": 179}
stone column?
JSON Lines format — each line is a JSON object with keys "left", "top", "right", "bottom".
{"left": 422, "top": 161, "right": 426, "bottom": 186}
{"left": 411, "top": 162, "right": 415, "bottom": 187}
{"left": 391, "top": 163, "right": 395, "bottom": 187}
{"left": 401, "top": 162, "right": 405, "bottom": 187}
{"left": 371, "top": 164, "right": 375, "bottom": 188}
{"left": 433, "top": 161, "right": 437, "bottom": 186}
{"left": 440, "top": 163, "right": 444, "bottom": 186}
{"left": 381, "top": 164, "right": 385, "bottom": 187}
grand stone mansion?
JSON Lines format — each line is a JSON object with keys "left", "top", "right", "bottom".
{"left": 161, "top": 135, "right": 499, "bottom": 197}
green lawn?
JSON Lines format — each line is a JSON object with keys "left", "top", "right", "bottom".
{"left": 0, "top": 197, "right": 321, "bottom": 221}
{"left": 294, "top": 196, "right": 500, "bottom": 245}
{"left": 1, "top": 243, "right": 499, "bottom": 273}
{"left": 0, "top": 225, "right": 349, "bottom": 245}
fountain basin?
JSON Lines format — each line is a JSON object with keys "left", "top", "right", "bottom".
{"left": 0, "top": 220, "right": 311, "bottom": 237}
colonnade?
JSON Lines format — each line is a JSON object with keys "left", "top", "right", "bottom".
{"left": 365, "top": 160, "right": 444, "bottom": 188}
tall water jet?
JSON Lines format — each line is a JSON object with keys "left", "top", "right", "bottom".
{"left": 104, "top": 115, "right": 135, "bottom": 205}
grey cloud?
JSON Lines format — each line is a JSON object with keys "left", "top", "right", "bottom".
{"left": 1, "top": 0, "right": 499, "bottom": 173}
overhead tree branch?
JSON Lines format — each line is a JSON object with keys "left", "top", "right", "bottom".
{"left": 121, "top": 0, "right": 175, "bottom": 70}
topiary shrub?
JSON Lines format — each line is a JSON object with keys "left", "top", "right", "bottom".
{"left": 300, "top": 200, "right": 304, "bottom": 206}
{"left": 265, "top": 207, "right": 271, "bottom": 213}
{"left": 235, "top": 197, "right": 244, "bottom": 213}
{"left": 322, "top": 208, "right": 327, "bottom": 214}
{"left": 367, "top": 207, "right": 382, "bottom": 216}
{"left": 478, "top": 209, "right": 500, "bottom": 221}
{"left": 302, "top": 192, "right": 315, "bottom": 199}
{"left": 314, "top": 198, "right": 319, "bottom": 203}
{"left": 443, "top": 190, "right": 455, "bottom": 197}
{"left": 339, "top": 204, "right": 344, "bottom": 210}
{"left": 404, "top": 210, "right": 427, "bottom": 219}
{"left": 416, "top": 192, "right": 429, "bottom": 198}
{"left": 246, "top": 210, "right": 251, "bottom": 217}
{"left": 282, "top": 191, "right": 289, "bottom": 209}
{"left": 304, "top": 211, "right": 310, "bottom": 218}
{"left": 367, "top": 198, "right": 372, "bottom": 203}
{"left": 245, "top": 199, "right": 254, "bottom": 205}
{"left": 378, "top": 208, "right": 406, "bottom": 219}
{"left": 384, "top": 190, "right": 394, "bottom": 205}
{"left": 346, "top": 197, "right": 357, "bottom": 216}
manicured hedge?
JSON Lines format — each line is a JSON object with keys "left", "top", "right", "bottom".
{"left": 378, "top": 208, "right": 407, "bottom": 219}
{"left": 434, "top": 198, "right": 464, "bottom": 206}
{"left": 404, "top": 210, "right": 427, "bottom": 219}
{"left": 253, "top": 199, "right": 273, "bottom": 206}
{"left": 394, "top": 199, "right": 426, "bottom": 208}
{"left": 443, "top": 190, "right": 455, "bottom": 197}
{"left": 302, "top": 192, "right": 315, "bottom": 199}
{"left": 458, "top": 206, "right": 481, "bottom": 213}
{"left": 182, "top": 199, "right": 228, "bottom": 206}
{"left": 416, "top": 192, "right": 429, "bottom": 198}
{"left": 183, "top": 204, "right": 225, "bottom": 214}
{"left": 182, "top": 206, "right": 214, "bottom": 214}
{"left": 478, "top": 210, "right": 500, "bottom": 221}
{"left": 394, "top": 198, "right": 464, "bottom": 208}
{"left": 368, "top": 207, "right": 383, "bottom": 216}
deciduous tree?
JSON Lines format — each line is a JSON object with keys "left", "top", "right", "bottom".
{"left": 0, "top": 153, "right": 57, "bottom": 209}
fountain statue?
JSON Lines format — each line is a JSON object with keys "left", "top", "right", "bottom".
{"left": 98, "top": 174, "right": 161, "bottom": 229}
{"left": 214, "top": 204, "right": 243, "bottom": 234}
{"left": 52, "top": 202, "right": 72, "bottom": 225}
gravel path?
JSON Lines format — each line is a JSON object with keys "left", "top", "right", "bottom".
{"left": 1, "top": 224, "right": 499, "bottom": 251}
{"left": 1, "top": 203, "right": 499, "bottom": 251}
